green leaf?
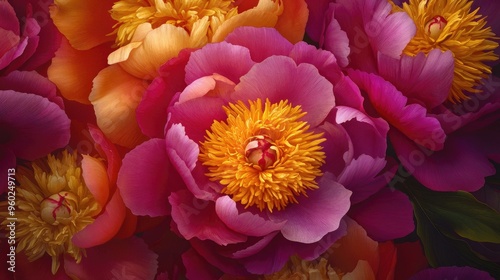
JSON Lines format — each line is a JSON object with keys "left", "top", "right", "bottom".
{"left": 405, "top": 182, "right": 500, "bottom": 244}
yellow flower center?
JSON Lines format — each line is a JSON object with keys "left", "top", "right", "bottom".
{"left": 264, "top": 256, "right": 341, "bottom": 280}
{"left": 401, "top": 0, "right": 498, "bottom": 103}
{"left": 110, "top": 0, "right": 239, "bottom": 46}
{"left": 0, "top": 151, "right": 101, "bottom": 275}
{"left": 199, "top": 99, "right": 326, "bottom": 212}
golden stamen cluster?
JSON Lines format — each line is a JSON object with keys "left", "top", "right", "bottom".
{"left": 199, "top": 99, "right": 326, "bottom": 212}
{"left": 400, "top": 0, "right": 498, "bottom": 102}
{"left": 263, "top": 256, "right": 341, "bottom": 280}
{"left": 110, "top": 0, "right": 238, "bottom": 46}
{"left": 0, "top": 151, "right": 101, "bottom": 274}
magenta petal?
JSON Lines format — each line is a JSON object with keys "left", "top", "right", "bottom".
{"left": 1, "top": 90, "right": 70, "bottom": 160}
{"left": 318, "top": 113, "right": 352, "bottom": 176}
{"left": 0, "top": 70, "right": 63, "bottom": 108}
{"left": 184, "top": 41, "right": 255, "bottom": 85}
{"left": 182, "top": 249, "right": 223, "bottom": 280}
{"left": 0, "top": 1, "right": 19, "bottom": 34}
{"left": 165, "top": 123, "right": 220, "bottom": 200}
{"left": 215, "top": 196, "right": 285, "bottom": 237}
{"left": 390, "top": 129, "right": 497, "bottom": 192}
{"left": 117, "top": 139, "right": 171, "bottom": 216}
{"left": 348, "top": 69, "right": 446, "bottom": 151}
{"left": 378, "top": 49, "right": 454, "bottom": 109}
{"left": 64, "top": 237, "right": 158, "bottom": 280}
{"left": 72, "top": 190, "right": 126, "bottom": 248}
{"left": 338, "top": 155, "right": 388, "bottom": 204}
{"left": 232, "top": 56, "right": 335, "bottom": 127}
{"left": 169, "top": 190, "right": 247, "bottom": 245}
{"left": 305, "top": 0, "right": 331, "bottom": 42}
{"left": 224, "top": 27, "right": 293, "bottom": 63}
{"left": 321, "top": 6, "right": 350, "bottom": 68}
{"left": 349, "top": 187, "right": 414, "bottom": 241}
{"left": 269, "top": 173, "right": 351, "bottom": 243}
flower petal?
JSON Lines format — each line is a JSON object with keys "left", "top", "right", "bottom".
{"left": 410, "top": 266, "right": 495, "bottom": 280}
{"left": 90, "top": 64, "right": 148, "bottom": 148}
{"left": 169, "top": 190, "right": 247, "bottom": 246}
{"left": 117, "top": 139, "right": 172, "bottom": 216}
{"left": 269, "top": 173, "right": 351, "bottom": 243}
{"left": 215, "top": 196, "right": 285, "bottom": 237}
{"left": 274, "top": 0, "right": 308, "bottom": 43}
{"left": 321, "top": 6, "right": 351, "bottom": 68}
{"left": 72, "top": 189, "right": 126, "bottom": 248}
{"left": 232, "top": 55, "right": 335, "bottom": 127}
{"left": 64, "top": 237, "right": 158, "bottom": 280}
{"left": 81, "top": 155, "right": 110, "bottom": 207}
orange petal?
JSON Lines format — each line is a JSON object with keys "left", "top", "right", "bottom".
{"left": 116, "top": 23, "right": 199, "bottom": 79}
{"left": 50, "top": 0, "right": 116, "bottom": 50}
{"left": 48, "top": 37, "right": 111, "bottom": 104}
{"left": 211, "top": 0, "right": 283, "bottom": 42}
{"left": 90, "top": 64, "right": 148, "bottom": 148}
{"left": 235, "top": 0, "right": 259, "bottom": 12}
{"left": 342, "top": 260, "right": 376, "bottom": 280}
{"left": 328, "top": 218, "right": 379, "bottom": 274}
{"left": 275, "top": 0, "right": 308, "bottom": 43}
{"left": 81, "top": 155, "right": 110, "bottom": 207}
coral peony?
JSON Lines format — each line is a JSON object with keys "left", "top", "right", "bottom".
{"left": 117, "top": 27, "right": 414, "bottom": 275}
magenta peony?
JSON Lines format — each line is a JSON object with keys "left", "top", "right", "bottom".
{"left": 117, "top": 26, "right": 414, "bottom": 276}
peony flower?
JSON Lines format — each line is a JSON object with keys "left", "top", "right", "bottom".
{"left": 0, "top": 126, "right": 153, "bottom": 277}
{"left": 263, "top": 218, "right": 397, "bottom": 280}
{"left": 0, "top": 0, "right": 61, "bottom": 75}
{"left": 47, "top": 0, "right": 309, "bottom": 148}
{"left": 117, "top": 26, "right": 414, "bottom": 276}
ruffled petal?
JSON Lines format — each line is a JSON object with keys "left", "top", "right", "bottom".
{"left": 215, "top": 196, "right": 285, "bottom": 237}
{"left": 64, "top": 237, "right": 158, "bottom": 280}
{"left": 49, "top": 0, "right": 115, "bottom": 50}
{"left": 321, "top": 5, "right": 351, "bottom": 68}
{"left": 169, "top": 190, "right": 247, "bottom": 246}
{"left": 349, "top": 187, "right": 414, "bottom": 241}
{"left": 348, "top": 69, "right": 446, "bottom": 151}
{"left": 378, "top": 49, "right": 454, "bottom": 109}
{"left": 89, "top": 64, "right": 148, "bottom": 148}
{"left": 269, "top": 173, "right": 351, "bottom": 244}
{"left": 117, "top": 139, "right": 172, "bottom": 216}
{"left": 225, "top": 27, "right": 293, "bottom": 63}
{"left": 48, "top": 37, "right": 111, "bottom": 104}
{"left": 0, "top": 90, "right": 70, "bottom": 160}
{"left": 71, "top": 189, "right": 126, "bottom": 248}
{"left": 232, "top": 55, "right": 335, "bottom": 128}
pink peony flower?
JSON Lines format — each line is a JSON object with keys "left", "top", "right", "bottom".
{"left": 117, "top": 26, "right": 414, "bottom": 275}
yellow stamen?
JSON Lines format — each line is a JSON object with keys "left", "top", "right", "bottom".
{"left": 199, "top": 99, "right": 326, "bottom": 212}
{"left": 110, "top": 0, "right": 239, "bottom": 46}
{"left": 264, "top": 255, "right": 340, "bottom": 280}
{"left": 0, "top": 151, "right": 101, "bottom": 274}
{"left": 401, "top": 0, "right": 498, "bottom": 103}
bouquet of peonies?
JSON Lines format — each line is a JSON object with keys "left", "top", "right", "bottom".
{"left": 1, "top": 0, "right": 499, "bottom": 279}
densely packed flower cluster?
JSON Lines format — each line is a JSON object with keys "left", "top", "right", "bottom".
{"left": 1, "top": 0, "right": 499, "bottom": 279}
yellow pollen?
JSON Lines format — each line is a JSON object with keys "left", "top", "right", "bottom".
{"left": 199, "top": 99, "right": 326, "bottom": 212}
{"left": 110, "top": 0, "right": 239, "bottom": 46}
{"left": 401, "top": 0, "right": 499, "bottom": 103}
{"left": 0, "top": 151, "right": 101, "bottom": 275}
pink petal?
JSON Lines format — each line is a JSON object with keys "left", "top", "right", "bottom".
{"left": 165, "top": 123, "right": 220, "bottom": 200}
{"left": 3, "top": 18, "right": 41, "bottom": 72}
{"left": 232, "top": 56, "right": 335, "bottom": 127}
{"left": 390, "top": 129, "right": 497, "bottom": 192}
{"left": 169, "top": 190, "right": 247, "bottom": 245}
{"left": 317, "top": 112, "right": 352, "bottom": 176}
{"left": 137, "top": 48, "right": 192, "bottom": 138}
{"left": 117, "top": 139, "right": 172, "bottom": 216}
{"left": 224, "top": 27, "right": 293, "bottom": 63}
{"left": 333, "top": 75, "right": 366, "bottom": 110}
{"left": 182, "top": 249, "right": 224, "bottom": 280}
{"left": 72, "top": 189, "right": 126, "bottom": 248}
{"left": 378, "top": 49, "right": 454, "bottom": 109}
{"left": 0, "top": 1, "right": 19, "bottom": 34}
{"left": 269, "top": 173, "right": 351, "bottom": 243}
{"left": 289, "top": 41, "right": 343, "bottom": 84}
{"left": 348, "top": 69, "right": 446, "bottom": 151}
{"left": 349, "top": 187, "right": 414, "bottom": 241}
{"left": 88, "top": 124, "right": 121, "bottom": 186}
{"left": 304, "top": 0, "right": 331, "bottom": 42}
{"left": 184, "top": 41, "right": 255, "bottom": 85}
{"left": 64, "top": 237, "right": 158, "bottom": 280}
{"left": 0, "top": 90, "right": 70, "bottom": 160}
{"left": 0, "top": 70, "right": 63, "bottom": 108}
{"left": 215, "top": 196, "right": 285, "bottom": 237}
{"left": 321, "top": 5, "right": 351, "bottom": 67}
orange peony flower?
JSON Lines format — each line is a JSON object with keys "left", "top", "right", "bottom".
{"left": 48, "top": 0, "right": 308, "bottom": 148}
